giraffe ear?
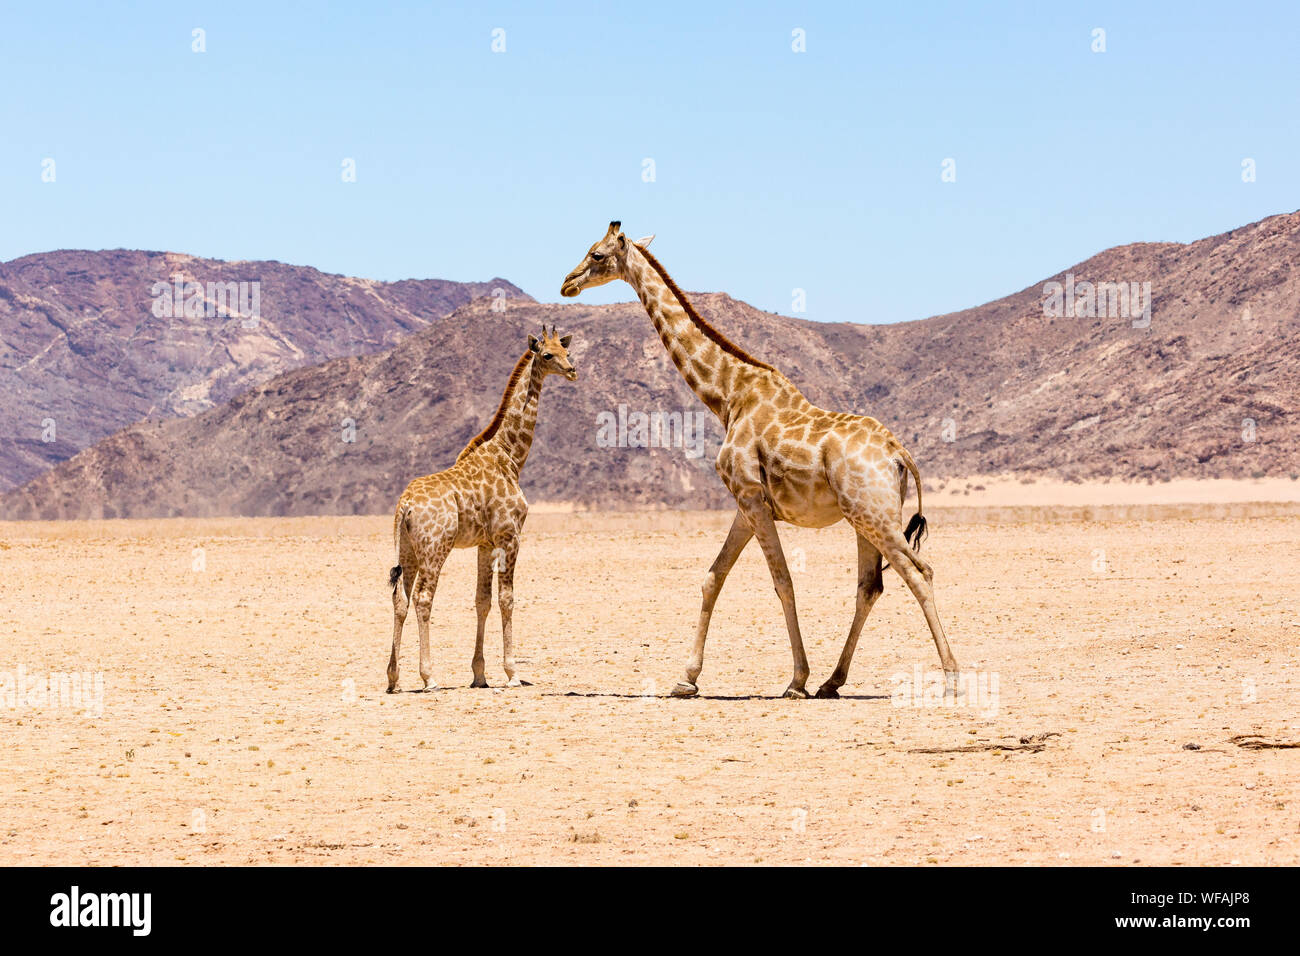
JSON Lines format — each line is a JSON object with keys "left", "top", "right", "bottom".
{"left": 559, "top": 334, "right": 572, "bottom": 348}
{"left": 634, "top": 235, "right": 655, "bottom": 248}
{"left": 528, "top": 335, "right": 540, "bottom": 353}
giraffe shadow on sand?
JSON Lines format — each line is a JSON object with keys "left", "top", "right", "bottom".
{"left": 387, "top": 681, "right": 535, "bottom": 695}
{"left": 550, "top": 691, "right": 890, "bottom": 702}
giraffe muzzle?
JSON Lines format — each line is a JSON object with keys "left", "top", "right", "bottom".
{"left": 560, "top": 270, "right": 586, "bottom": 297}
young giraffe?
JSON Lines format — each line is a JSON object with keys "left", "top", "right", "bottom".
{"left": 562, "top": 222, "right": 958, "bottom": 699}
{"left": 386, "top": 327, "right": 577, "bottom": 692}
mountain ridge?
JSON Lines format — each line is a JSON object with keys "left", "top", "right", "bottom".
{"left": 3, "top": 210, "right": 1297, "bottom": 518}
{"left": 0, "top": 248, "right": 530, "bottom": 490}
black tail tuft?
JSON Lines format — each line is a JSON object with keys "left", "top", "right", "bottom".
{"left": 904, "top": 513, "right": 928, "bottom": 552}
{"left": 388, "top": 565, "right": 403, "bottom": 591}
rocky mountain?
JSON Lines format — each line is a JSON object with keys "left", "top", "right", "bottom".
{"left": 3, "top": 211, "right": 1297, "bottom": 518}
{"left": 0, "top": 249, "right": 529, "bottom": 490}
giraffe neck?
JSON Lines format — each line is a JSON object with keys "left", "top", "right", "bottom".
{"left": 487, "top": 352, "right": 547, "bottom": 473}
{"left": 622, "top": 243, "right": 768, "bottom": 422}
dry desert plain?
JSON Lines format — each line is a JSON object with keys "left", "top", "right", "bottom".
{"left": 2, "top": 478, "right": 1298, "bottom": 865}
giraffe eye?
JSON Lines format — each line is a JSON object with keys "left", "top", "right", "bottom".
{"left": 590, "top": 252, "right": 604, "bottom": 261}
{"left": 543, "top": 353, "right": 553, "bottom": 360}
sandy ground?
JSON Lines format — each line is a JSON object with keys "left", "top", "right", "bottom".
{"left": 1, "top": 493, "right": 1298, "bottom": 865}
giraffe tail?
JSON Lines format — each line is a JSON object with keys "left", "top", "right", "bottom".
{"left": 897, "top": 447, "right": 928, "bottom": 553}
{"left": 904, "top": 512, "right": 928, "bottom": 552}
{"left": 390, "top": 503, "right": 409, "bottom": 592}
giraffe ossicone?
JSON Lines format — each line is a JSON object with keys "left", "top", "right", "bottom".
{"left": 385, "top": 328, "right": 577, "bottom": 692}
{"left": 562, "top": 222, "right": 959, "bottom": 699}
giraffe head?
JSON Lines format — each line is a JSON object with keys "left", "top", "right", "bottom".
{"left": 560, "top": 220, "right": 655, "bottom": 297}
{"left": 529, "top": 325, "right": 578, "bottom": 381}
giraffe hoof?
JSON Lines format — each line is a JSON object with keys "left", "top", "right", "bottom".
{"left": 814, "top": 684, "right": 841, "bottom": 699}
{"left": 782, "top": 685, "right": 810, "bottom": 700}
{"left": 670, "top": 682, "right": 699, "bottom": 698}
{"left": 386, "top": 685, "right": 398, "bottom": 694}
{"left": 470, "top": 677, "right": 489, "bottom": 688}
{"left": 506, "top": 677, "right": 523, "bottom": 688}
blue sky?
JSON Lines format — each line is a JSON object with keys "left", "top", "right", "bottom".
{"left": 2, "top": 1, "right": 1297, "bottom": 324}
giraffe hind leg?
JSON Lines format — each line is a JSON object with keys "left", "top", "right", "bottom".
{"left": 399, "top": 524, "right": 453, "bottom": 692}
{"left": 387, "top": 567, "right": 416, "bottom": 693}
{"left": 866, "top": 523, "right": 959, "bottom": 694}
{"left": 815, "top": 534, "right": 883, "bottom": 698}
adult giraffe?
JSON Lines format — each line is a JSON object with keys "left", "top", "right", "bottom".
{"left": 561, "top": 222, "right": 958, "bottom": 699}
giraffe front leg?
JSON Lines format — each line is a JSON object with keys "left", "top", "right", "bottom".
{"left": 471, "top": 546, "right": 493, "bottom": 688}
{"left": 494, "top": 537, "right": 528, "bottom": 687}
{"left": 736, "top": 490, "right": 810, "bottom": 699}
{"left": 672, "top": 509, "right": 753, "bottom": 698}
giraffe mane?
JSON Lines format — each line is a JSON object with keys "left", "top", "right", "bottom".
{"left": 457, "top": 349, "right": 534, "bottom": 461}
{"left": 634, "top": 244, "right": 775, "bottom": 372}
